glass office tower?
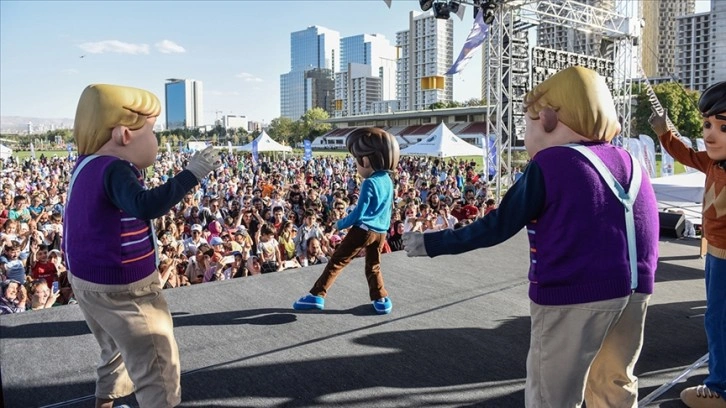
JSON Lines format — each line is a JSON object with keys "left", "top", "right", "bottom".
{"left": 164, "top": 79, "right": 203, "bottom": 130}
{"left": 280, "top": 26, "right": 340, "bottom": 120}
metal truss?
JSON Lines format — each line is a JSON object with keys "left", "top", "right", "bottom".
{"left": 481, "top": 0, "right": 636, "bottom": 199}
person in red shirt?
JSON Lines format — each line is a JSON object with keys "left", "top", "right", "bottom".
{"left": 461, "top": 197, "right": 480, "bottom": 220}
{"left": 28, "top": 243, "right": 58, "bottom": 289}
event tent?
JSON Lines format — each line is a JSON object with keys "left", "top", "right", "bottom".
{"left": 650, "top": 171, "right": 705, "bottom": 225}
{"left": 0, "top": 145, "right": 12, "bottom": 160}
{"left": 238, "top": 131, "right": 292, "bottom": 153}
{"left": 400, "top": 123, "right": 483, "bottom": 158}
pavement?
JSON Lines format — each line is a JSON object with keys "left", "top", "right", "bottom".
{"left": 0, "top": 231, "right": 711, "bottom": 407}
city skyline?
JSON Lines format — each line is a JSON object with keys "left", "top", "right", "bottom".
{"left": 0, "top": 0, "right": 712, "bottom": 128}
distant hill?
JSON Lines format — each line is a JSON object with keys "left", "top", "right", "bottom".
{"left": 0, "top": 116, "right": 74, "bottom": 134}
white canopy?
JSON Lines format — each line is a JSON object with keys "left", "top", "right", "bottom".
{"left": 0, "top": 145, "right": 12, "bottom": 160}
{"left": 238, "top": 131, "right": 292, "bottom": 152}
{"left": 651, "top": 171, "right": 705, "bottom": 224}
{"left": 400, "top": 122, "right": 483, "bottom": 158}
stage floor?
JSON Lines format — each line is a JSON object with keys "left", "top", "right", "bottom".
{"left": 0, "top": 231, "right": 709, "bottom": 407}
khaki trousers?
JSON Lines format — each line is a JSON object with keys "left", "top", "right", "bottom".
{"left": 310, "top": 226, "right": 388, "bottom": 301}
{"left": 71, "top": 273, "right": 181, "bottom": 408}
{"left": 525, "top": 292, "right": 650, "bottom": 408}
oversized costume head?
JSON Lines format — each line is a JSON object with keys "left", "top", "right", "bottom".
{"left": 73, "top": 84, "right": 161, "bottom": 155}
{"left": 346, "top": 127, "right": 400, "bottom": 172}
{"left": 698, "top": 81, "right": 726, "bottom": 117}
{"left": 698, "top": 81, "right": 726, "bottom": 162}
{"left": 523, "top": 66, "right": 620, "bottom": 157}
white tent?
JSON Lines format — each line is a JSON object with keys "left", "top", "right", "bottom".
{"left": 0, "top": 145, "right": 12, "bottom": 160}
{"left": 238, "top": 131, "right": 292, "bottom": 153}
{"left": 400, "top": 122, "right": 483, "bottom": 158}
{"left": 651, "top": 172, "right": 705, "bottom": 225}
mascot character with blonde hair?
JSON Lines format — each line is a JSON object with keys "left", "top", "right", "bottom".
{"left": 404, "top": 66, "right": 659, "bottom": 407}
{"left": 64, "top": 84, "right": 220, "bottom": 408}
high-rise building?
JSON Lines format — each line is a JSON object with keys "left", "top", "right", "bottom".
{"left": 164, "top": 79, "right": 203, "bottom": 130}
{"left": 335, "top": 63, "right": 382, "bottom": 117}
{"left": 641, "top": 0, "right": 695, "bottom": 78}
{"left": 396, "top": 11, "right": 454, "bottom": 111}
{"left": 708, "top": 0, "right": 726, "bottom": 88}
{"left": 537, "top": 0, "right": 615, "bottom": 57}
{"left": 334, "top": 34, "right": 398, "bottom": 117}
{"left": 340, "top": 34, "right": 398, "bottom": 101}
{"left": 280, "top": 26, "right": 340, "bottom": 120}
{"left": 676, "top": 11, "right": 711, "bottom": 91}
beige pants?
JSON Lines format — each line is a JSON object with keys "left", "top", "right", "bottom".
{"left": 525, "top": 293, "right": 650, "bottom": 408}
{"left": 71, "top": 273, "right": 181, "bottom": 408}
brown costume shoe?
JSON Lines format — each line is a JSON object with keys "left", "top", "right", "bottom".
{"left": 681, "top": 385, "right": 726, "bottom": 408}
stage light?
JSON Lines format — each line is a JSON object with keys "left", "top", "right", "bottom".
{"left": 449, "top": 1, "right": 460, "bottom": 13}
{"left": 433, "top": 1, "right": 451, "bottom": 19}
{"left": 420, "top": 0, "right": 433, "bottom": 11}
{"left": 484, "top": 12, "right": 495, "bottom": 24}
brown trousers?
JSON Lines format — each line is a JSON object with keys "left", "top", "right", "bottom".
{"left": 310, "top": 226, "right": 388, "bottom": 301}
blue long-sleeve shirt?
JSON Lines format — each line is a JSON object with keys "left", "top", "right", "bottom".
{"left": 336, "top": 170, "right": 393, "bottom": 233}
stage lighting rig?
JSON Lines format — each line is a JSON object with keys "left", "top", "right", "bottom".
{"left": 420, "top": 0, "right": 498, "bottom": 22}
{"left": 433, "top": 1, "right": 452, "bottom": 19}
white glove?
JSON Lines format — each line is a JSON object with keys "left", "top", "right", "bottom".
{"left": 186, "top": 146, "right": 221, "bottom": 181}
{"left": 402, "top": 232, "right": 427, "bottom": 257}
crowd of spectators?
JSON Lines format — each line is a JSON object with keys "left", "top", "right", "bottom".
{"left": 0, "top": 149, "right": 500, "bottom": 314}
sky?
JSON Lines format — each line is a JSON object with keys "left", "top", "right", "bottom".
{"left": 0, "top": 0, "right": 713, "bottom": 128}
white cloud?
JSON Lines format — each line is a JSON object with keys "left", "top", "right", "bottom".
{"left": 78, "top": 40, "right": 150, "bottom": 55}
{"left": 235, "top": 72, "right": 263, "bottom": 82}
{"left": 155, "top": 40, "right": 185, "bottom": 54}
{"left": 61, "top": 68, "right": 79, "bottom": 75}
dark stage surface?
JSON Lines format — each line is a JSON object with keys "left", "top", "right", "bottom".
{"left": 0, "top": 231, "right": 710, "bottom": 407}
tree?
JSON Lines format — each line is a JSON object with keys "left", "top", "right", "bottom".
{"left": 465, "top": 98, "right": 484, "bottom": 107}
{"left": 296, "top": 107, "right": 331, "bottom": 146}
{"left": 633, "top": 82, "right": 702, "bottom": 141}
{"left": 267, "top": 117, "right": 296, "bottom": 144}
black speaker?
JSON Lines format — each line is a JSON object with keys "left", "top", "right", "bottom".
{"left": 659, "top": 212, "right": 686, "bottom": 238}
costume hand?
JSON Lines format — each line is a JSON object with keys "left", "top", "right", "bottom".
{"left": 186, "top": 146, "right": 222, "bottom": 181}
{"left": 402, "top": 232, "right": 427, "bottom": 257}
{"left": 648, "top": 109, "right": 670, "bottom": 136}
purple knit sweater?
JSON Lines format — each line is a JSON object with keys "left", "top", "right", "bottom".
{"left": 64, "top": 156, "right": 158, "bottom": 284}
{"left": 423, "top": 142, "right": 659, "bottom": 306}
{"left": 526, "top": 144, "right": 659, "bottom": 305}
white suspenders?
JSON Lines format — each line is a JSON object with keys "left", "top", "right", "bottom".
{"left": 566, "top": 145, "right": 642, "bottom": 290}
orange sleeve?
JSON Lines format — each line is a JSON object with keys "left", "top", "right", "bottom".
{"left": 658, "top": 130, "right": 713, "bottom": 173}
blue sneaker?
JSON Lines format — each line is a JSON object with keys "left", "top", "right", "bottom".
{"left": 372, "top": 297, "right": 392, "bottom": 315}
{"left": 293, "top": 294, "right": 324, "bottom": 310}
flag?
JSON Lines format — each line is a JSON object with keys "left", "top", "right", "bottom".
{"left": 303, "top": 139, "right": 313, "bottom": 162}
{"left": 660, "top": 145, "right": 674, "bottom": 177}
{"left": 252, "top": 140, "right": 258, "bottom": 164}
{"left": 638, "top": 134, "right": 656, "bottom": 178}
{"left": 446, "top": 11, "right": 489, "bottom": 75}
